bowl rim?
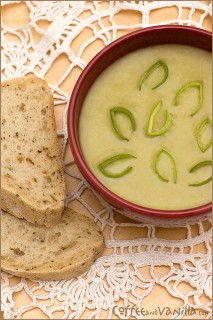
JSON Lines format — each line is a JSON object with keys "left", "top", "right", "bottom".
{"left": 67, "top": 25, "right": 212, "bottom": 218}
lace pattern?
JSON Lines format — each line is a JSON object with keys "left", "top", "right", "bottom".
{"left": 1, "top": 1, "right": 212, "bottom": 319}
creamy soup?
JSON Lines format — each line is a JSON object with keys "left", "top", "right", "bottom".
{"left": 79, "top": 45, "right": 212, "bottom": 210}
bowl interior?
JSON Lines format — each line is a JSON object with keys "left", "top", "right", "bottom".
{"left": 68, "top": 25, "right": 212, "bottom": 218}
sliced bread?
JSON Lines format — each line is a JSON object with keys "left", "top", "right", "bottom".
{"left": 1, "top": 207, "right": 104, "bottom": 280}
{"left": 1, "top": 76, "right": 65, "bottom": 227}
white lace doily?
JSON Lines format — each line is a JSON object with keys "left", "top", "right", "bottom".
{"left": 1, "top": 1, "right": 212, "bottom": 319}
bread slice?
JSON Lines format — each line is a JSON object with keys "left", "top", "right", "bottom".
{"left": 1, "top": 207, "right": 104, "bottom": 280}
{"left": 1, "top": 76, "right": 65, "bottom": 227}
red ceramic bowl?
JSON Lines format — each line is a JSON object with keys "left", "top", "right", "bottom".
{"left": 67, "top": 25, "right": 212, "bottom": 218}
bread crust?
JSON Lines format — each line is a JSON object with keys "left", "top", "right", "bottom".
{"left": 1, "top": 249, "right": 104, "bottom": 281}
{"left": 1, "top": 186, "right": 63, "bottom": 227}
{"left": 1, "top": 76, "right": 66, "bottom": 227}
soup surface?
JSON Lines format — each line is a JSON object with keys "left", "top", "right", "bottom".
{"left": 79, "top": 45, "right": 212, "bottom": 210}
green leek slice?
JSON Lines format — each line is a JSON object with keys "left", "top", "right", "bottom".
{"left": 189, "top": 160, "right": 212, "bottom": 186}
{"left": 147, "top": 101, "right": 172, "bottom": 137}
{"left": 110, "top": 107, "right": 136, "bottom": 141}
{"left": 139, "top": 60, "right": 168, "bottom": 91}
{"left": 98, "top": 154, "right": 136, "bottom": 178}
{"left": 195, "top": 118, "right": 212, "bottom": 153}
{"left": 154, "top": 149, "right": 177, "bottom": 183}
{"left": 175, "top": 81, "right": 203, "bottom": 117}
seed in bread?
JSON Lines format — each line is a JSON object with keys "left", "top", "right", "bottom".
{"left": 1, "top": 76, "right": 65, "bottom": 227}
{"left": 1, "top": 207, "right": 104, "bottom": 280}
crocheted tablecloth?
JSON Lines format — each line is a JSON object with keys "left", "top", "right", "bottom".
{"left": 1, "top": 1, "right": 212, "bottom": 319}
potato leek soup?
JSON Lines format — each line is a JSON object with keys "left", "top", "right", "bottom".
{"left": 79, "top": 45, "right": 212, "bottom": 210}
